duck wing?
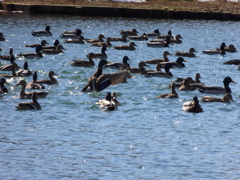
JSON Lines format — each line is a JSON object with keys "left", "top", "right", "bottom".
{"left": 96, "top": 71, "right": 131, "bottom": 91}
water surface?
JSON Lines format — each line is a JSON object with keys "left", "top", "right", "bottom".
{"left": 0, "top": 13, "right": 240, "bottom": 179}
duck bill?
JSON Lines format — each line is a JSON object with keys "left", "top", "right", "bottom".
{"left": 183, "top": 59, "right": 188, "bottom": 62}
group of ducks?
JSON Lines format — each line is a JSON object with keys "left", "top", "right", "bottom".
{"left": 0, "top": 26, "right": 238, "bottom": 112}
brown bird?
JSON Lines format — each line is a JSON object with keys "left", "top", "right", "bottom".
{"left": 86, "top": 34, "right": 105, "bottom": 43}
{"left": 157, "top": 81, "right": 179, "bottom": 98}
{"left": 114, "top": 42, "right": 137, "bottom": 50}
{"left": 91, "top": 45, "right": 108, "bottom": 59}
{"left": 34, "top": 71, "right": 58, "bottom": 85}
{"left": 15, "top": 92, "right": 42, "bottom": 110}
{"left": 201, "top": 93, "right": 234, "bottom": 103}
{"left": 120, "top": 28, "right": 138, "bottom": 36}
{"left": 70, "top": 53, "right": 95, "bottom": 67}
{"left": 145, "top": 51, "right": 171, "bottom": 64}
{"left": 175, "top": 48, "right": 197, "bottom": 57}
{"left": 15, "top": 80, "right": 49, "bottom": 99}
{"left": 0, "top": 47, "right": 14, "bottom": 61}
{"left": 108, "top": 34, "right": 128, "bottom": 42}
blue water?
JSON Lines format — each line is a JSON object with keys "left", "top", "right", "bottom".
{"left": 1, "top": 13, "right": 240, "bottom": 179}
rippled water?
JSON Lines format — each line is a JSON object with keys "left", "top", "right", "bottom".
{"left": 1, "top": 13, "right": 240, "bottom": 179}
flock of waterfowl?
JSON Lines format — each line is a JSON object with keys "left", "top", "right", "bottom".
{"left": 0, "top": 25, "right": 238, "bottom": 112}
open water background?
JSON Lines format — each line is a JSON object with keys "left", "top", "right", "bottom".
{"left": 1, "top": 13, "right": 240, "bottom": 179}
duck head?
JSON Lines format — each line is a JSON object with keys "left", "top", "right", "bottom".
{"left": 0, "top": 78, "right": 7, "bottom": 85}
{"left": 45, "top": 26, "right": 51, "bottom": 31}
{"left": 75, "top": 29, "right": 83, "bottom": 35}
{"left": 49, "top": 71, "right": 58, "bottom": 77}
{"left": 192, "top": 96, "right": 200, "bottom": 105}
{"left": 220, "top": 42, "right": 226, "bottom": 54}
{"left": 129, "top": 42, "right": 137, "bottom": 47}
{"left": 165, "top": 35, "right": 171, "bottom": 44}
{"left": 54, "top": 40, "right": 60, "bottom": 46}
{"left": 35, "top": 45, "right": 42, "bottom": 53}
{"left": 154, "top": 29, "right": 160, "bottom": 34}
{"left": 41, "top": 40, "right": 48, "bottom": 46}
{"left": 122, "top": 56, "right": 130, "bottom": 63}
{"left": 167, "top": 30, "right": 172, "bottom": 36}
{"left": 15, "top": 79, "right": 27, "bottom": 87}
{"left": 164, "top": 51, "right": 171, "bottom": 56}
{"left": 33, "top": 72, "right": 38, "bottom": 82}
{"left": 105, "top": 92, "right": 112, "bottom": 101}
{"left": 164, "top": 63, "right": 175, "bottom": 76}
{"left": 190, "top": 48, "right": 197, "bottom": 53}
{"left": 176, "top": 57, "right": 188, "bottom": 66}
{"left": 132, "top": 29, "right": 138, "bottom": 34}
{"left": 98, "top": 59, "right": 108, "bottom": 69}
{"left": 9, "top": 47, "right": 13, "bottom": 55}
{"left": 23, "top": 61, "right": 28, "bottom": 70}
{"left": 223, "top": 76, "right": 235, "bottom": 87}
{"left": 139, "top": 61, "right": 149, "bottom": 68}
